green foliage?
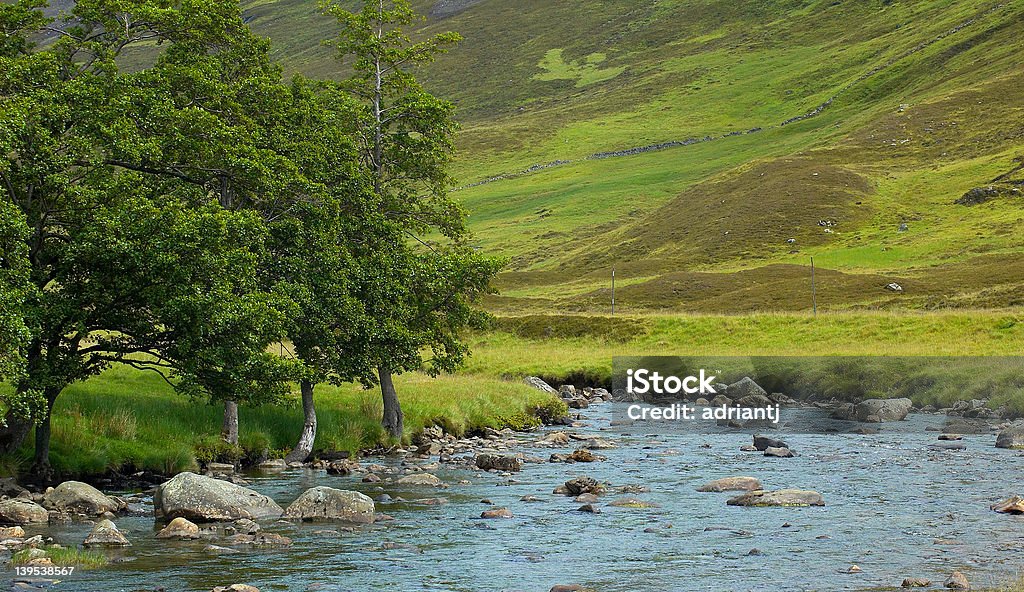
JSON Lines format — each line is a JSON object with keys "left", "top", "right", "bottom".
{"left": 321, "top": 0, "right": 502, "bottom": 389}
{"left": 492, "top": 412, "right": 541, "bottom": 432}
{"left": 0, "top": 0, "right": 302, "bottom": 473}
{"left": 11, "top": 546, "right": 108, "bottom": 569}
{"left": 0, "top": 200, "right": 29, "bottom": 384}
{"left": 193, "top": 435, "right": 243, "bottom": 465}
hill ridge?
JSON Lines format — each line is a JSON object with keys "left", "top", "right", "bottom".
{"left": 456, "top": 0, "right": 1011, "bottom": 192}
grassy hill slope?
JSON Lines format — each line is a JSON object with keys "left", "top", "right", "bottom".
{"left": 244, "top": 0, "right": 1024, "bottom": 313}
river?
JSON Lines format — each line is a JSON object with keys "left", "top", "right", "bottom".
{"left": 19, "top": 404, "right": 1024, "bottom": 592}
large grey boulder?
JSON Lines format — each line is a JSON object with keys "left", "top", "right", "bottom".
{"left": 283, "top": 487, "right": 375, "bottom": 523}
{"left": 996, "top": 425, "right": 1024, "bottom": 449}
{"left": 726, "top": 489, "right": 825, "bottom": 507}
{"left": 0, "top": 499, "right": 48, "bottom": 525}
{"left": 43, "top": 481, "right": 120, "bottom": 516}
{"left": 753, "top": 435, "right": 788, "bottom": 451}
{"left": 154, "top": 472, "right": 284, "bottom": 522}
{"left": 728, "top": 377, "right": 768, "bottom": 401}
{"left": 855, "top": 398, "right": 913, "bottom": 422}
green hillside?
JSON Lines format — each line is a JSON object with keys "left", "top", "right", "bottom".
{"left": 243, "top": 0, "right": 1024, "bottom": 313}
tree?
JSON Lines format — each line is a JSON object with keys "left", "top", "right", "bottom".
{"left": 323, "top": 0, "right": 501, "bottom": 439}
{"left": 0, "top": 0, "right": 295, "bottom": 478}
{"left": 273, "top": 80, "right": 369, "bottom": 463}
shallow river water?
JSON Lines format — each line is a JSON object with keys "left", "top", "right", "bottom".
{"left": 16, "top": 404, "right": 1024, "bottom": 592}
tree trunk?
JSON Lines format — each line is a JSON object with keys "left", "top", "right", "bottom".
{"left": 285, "top": 379, "right": 317, "bottom": 464}
{"left": 221, "top": 400, "right": 239, "bottom": 446}
{"left": 379, "top": 367, "right": 403, "bottom": 440}
{"left": 28, "top": 388, "right": 59, "bottom": 484}
{"left": 0, "top": 409, "right": 33, "bottom": 456}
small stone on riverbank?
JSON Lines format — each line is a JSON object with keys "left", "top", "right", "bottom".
{"left": 726, "top": 489, "right": 825, "bottom": 507}
{"left": 157, "top": 517, "right": 201, "bottom": 539}
{"left": 991, "top": 496, "right": 1024, "bottom": 514}
{"left": 83, "top": 519, "right": 130, "bottom": 547}
{"left": 697, "top": 477, "right": 762, "bottom": 492}
{"left": 944, "top": 570, "right": 970, "bottom": 590}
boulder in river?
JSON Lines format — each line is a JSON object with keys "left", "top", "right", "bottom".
{"left": 753, "top": 435, "right": 788, "bottom": 451}
{"left": 0, "top": 499, "right": 48, "bottom": 525}
{"left": 396, "top": 473, "right": 443, "bottom": 487}
{"left": 855, "top": 398, "right": 912, "bottom": 422}
{"left": 212, "top": 585, "right": 260, "bottom": 592}
{"left": 569, "top": 449, "right": 601, "bottom": 462}
{"left": 0, "top": 525, "right": 25, "bottom": 538}
{"left": 43, "top": 481, "right": 120, "bottom": 516}
{"left": 710, "top": 395, "right": 732, "bottom": 407}
{"left": 727, "top": 377, "right": 767, "bottom": 399}
{"left": 226, "top": 532, "right": 292, "bottom": 547}
{"left": 257, "top": 459, "right": 287, "bottom": 472}
{"left": 564, "top": 476, "right": 603, "bottom": 496}
{"left": 697, "top": 477, "right": 762, "bottom": 492}
{"left": 943, "top": 571, "right": 970, "bottom": 590}
{"left": 764, "top": 447, "right": 794, "bottom": 458}
{"left": 475, "top": 453, "right": 523, "bottom": 472}
{"left": 154, "top": 472, "right": 284, "bottom": 522}
{"left": 995, "top": 425, "right": 1024, "bottom": 449}
{"left": 480, "top": 507, "right": 513, "bottom": 519}
{"left": 156, "top": 517, "right": 202, "bottom": 539}
{"left": 901, "top": 578, "right": 931, "bottom": 588}
{"left": 283, "top": 487, "right": 375, "bottom": 523}
{"left": 607, "top": 497, "right": 659, "bottom": 508}
{"left": 726, "top": 489, "right": 825, "bottom": 507}
{"left": 991, "top": 496, "right": 1024, "bottom": 514}
{"left": 83, "top": 518, "right": 131, "bottom": 547}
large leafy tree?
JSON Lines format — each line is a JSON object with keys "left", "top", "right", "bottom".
{"left": 323, "top": 0, "right": 501, "bottom": 439}
{"left": 0, "top": 0, "right": 294, "bottom": 478}
{"left": 261, "top": 77, "right": 372, "bottom": 463}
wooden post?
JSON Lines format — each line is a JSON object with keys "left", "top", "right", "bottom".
{"left": 810, "top": 256, "right": 817, "bottom": 317}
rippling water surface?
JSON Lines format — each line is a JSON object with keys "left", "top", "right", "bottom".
{"left": 22, "top": 405, "right": 1024, "bottom": 591}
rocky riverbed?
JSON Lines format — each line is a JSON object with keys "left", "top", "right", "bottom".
{"left": 1, "top": 381, "right": 1023, "bottom": 592}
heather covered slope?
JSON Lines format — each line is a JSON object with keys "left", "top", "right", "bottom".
{"left": 245, "top": 0, "right": 1024, "bottom": 313}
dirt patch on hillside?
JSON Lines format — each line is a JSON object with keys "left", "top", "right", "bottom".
{"left": 573, "top": 158, "right": 873, "bottom": 273}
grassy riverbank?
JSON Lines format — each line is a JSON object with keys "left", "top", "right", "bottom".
{"left": 0, "top": 367, "right": 562, "bottom": 479}
{"left": 3, "top": 310, "right": 1023, "bottom": 480}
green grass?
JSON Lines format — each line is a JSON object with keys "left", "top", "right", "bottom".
{"left": 11, "top": 546, "right": 109, "bottom": 569}
{"left": 230, "top": 0, "right": 1024, "bottom": 312}
{"left": 1, "top": 365, "right": 560, "bottom": 479}
{"left": 4, "top": 309, "right": 1024, "bottom": 478}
